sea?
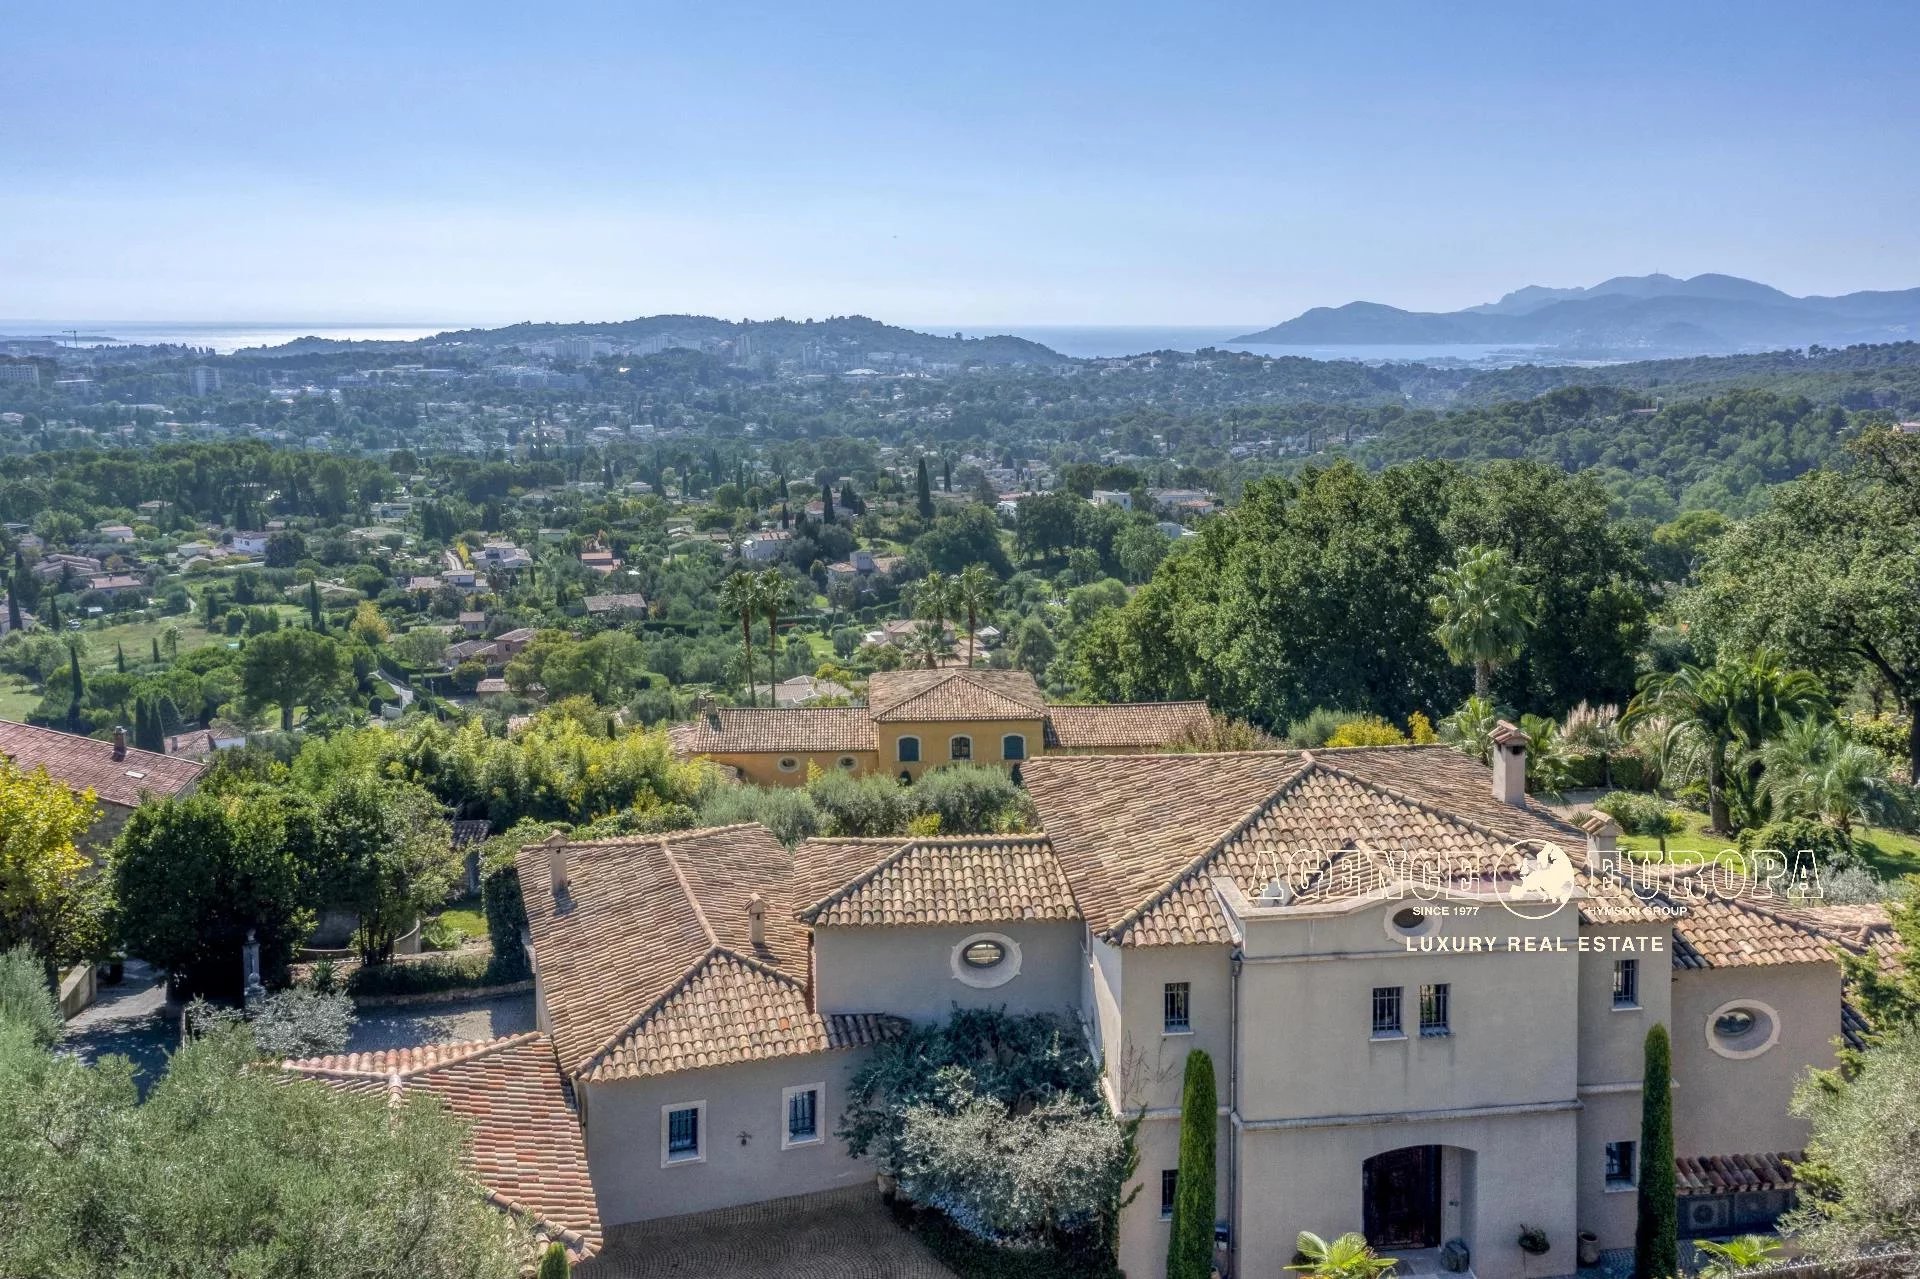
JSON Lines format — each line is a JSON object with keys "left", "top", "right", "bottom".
{"left": 0, "top": 320, "right": 453, "bottom": 354}
{"left": 1, "top": 318, "right": 1552, "bottom": 366}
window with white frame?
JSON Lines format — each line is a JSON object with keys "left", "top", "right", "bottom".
{"left": 661, "top": 1101, "right": 705, "bottom": 1166}
{"left": 950, "top": 734, "right": 972, "bottom": 761}
{"left": 1613, "top": 958, "right": 1639, "bottom": 1008}
{"left": 897, "top": 736, "right": 920, "bottom": 763}
{"left": 1371, "top": 986, "right": 1403, "bottom": 1038}
{"left": 1419, "top": 983, "right": 1450, "bottom": 1036}
{"left": 782, "top": 1083, "right": 823, "bottom": 1148}
{"left": 1163, "top": 982, "right": 1191, "bottom": 1033}
{"left": 1605, "top": 1139, "right": 1636, "bottom": 1188}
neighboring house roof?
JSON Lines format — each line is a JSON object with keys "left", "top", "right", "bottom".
{"left": 867, "top": 669, "right": 1046, "bottom": 721}
{"left": 668, "top": 707, "right": 877, "bottom": 755}
{"left": 797, "top": 835, "right": 1077, "bottom": 927}
{"left": 0, "top": 718, "right": 203, "bottom": 809}
{"left": 1674, "top": 1151, "right": 1802, "bottom": 1195}
{"left": 1043, "top": 701, "right": 1210, "bottom": 749}
{"left": 1022, "top": 747, "right": 1667, "bottom": 947}
{"left": 516, "top": 824, "right": 905, "bottom": 1082}
{"left": 282, "top": 1032, "right": 602, "bottom": 1259}
{"left": 583, "top": 592, "right": 648, "bottom": 613}
{"left": 450, "top": 819, "right": 492, "bottom": 849}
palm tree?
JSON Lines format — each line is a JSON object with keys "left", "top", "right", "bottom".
{"left": 954, "top": 563, "right": 997, "bottom": 668}
{"left": 755, "top": 569, "right": 790, "bottom": 699}
{"left": 1429, "top": 545, "right": 1538, "bottom": 696}
{"left": 907, "top": 619, "right": 947, "bottom": 670}
{"left": 1722, "top": 649, "right": 1830, "bottom": 823}
{"left": 1758, "top": 717, "right": 1909, "bottom": 841}
{"left": 1692, "top": 1235, "right": 1780, "bottom": 1279}
{"left": 914, "top": 571, "right": 957, "bottom": 632}
{"left": 1285, "top": 1231, "right": 1397, "bottom": 1279}
{"left": 1625, "top": 663, "right": 1742, "bottom": 834}
{"left": 719, "top": 572, "right": 758, "bottom": 706}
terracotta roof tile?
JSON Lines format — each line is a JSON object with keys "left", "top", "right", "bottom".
{"left": 866, "top": 669, "right": 1047, "bottom": 722}
{"left": 517, "top": 824, "right": 904, "bottom": 1083}
{"left": 797, "top": 835, "right": 1076, "bottom": 927}
{"left": 668, "top": 707, "right": 876, "bottom": 754}
{"left": 284, "top": 1033, "right": 602, "bottom": 1257}
{"left": 0, "top": 718, "right": 203, "bottom": 808}
{"left": 1674, "top": 1151, "right": 1802, "bottom": 1194}
{"left": 1670, "top": 894, "right": 1841, "bottom": 969}
{"left": 1042, "top": 702, "right": 1211, "bottom": 749}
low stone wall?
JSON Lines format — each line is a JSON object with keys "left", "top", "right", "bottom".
{"left": 351, "top": 978, "right": 532, "bottom": 1009}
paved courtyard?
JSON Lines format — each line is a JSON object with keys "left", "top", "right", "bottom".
{"left": 583, "top": 1186, "right": 958, "bottom": 1279}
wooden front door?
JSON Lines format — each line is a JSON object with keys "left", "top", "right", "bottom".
{"left": 1364, "top": 1146, "right": 1442, "bottom": 1250}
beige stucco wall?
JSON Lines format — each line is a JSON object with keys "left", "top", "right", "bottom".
{"left": 1230, "top": 1109, "right": 1580, "bottom": 1279}
{"left": 812, "top": 921, "right": 1083, "bottom": 1023}
{"left": 1119, "top": 1108, "right": 1230, "bottom": 1279}
{"left": 1575, "top": 1088, "right": 1643, "bottom": 1251}
{"left": 1108, "top": 944, "right": 1233, "bottom": 1114}
{"left": 1570, "top": 920, "right": 1672, "bottom": 1252}
{"left": 579, "top": 1049, "right": 876, "bottom": 1226}
{"left": 1669, "top": 959, "right": 1839, "bottom": 1157}
{"left": 702, "top": 750, "right": 878, "bottom": 787}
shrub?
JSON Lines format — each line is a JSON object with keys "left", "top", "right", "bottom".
{"left": 0, "top": 946, "right": 60, "bottom": 1048}
{"left": 1596, "top": 791, "right": 1680, "bottom": 838}
{"left": 1167, "top": 711, "right": 1280, "bottom": 753}
{"left": 420, "top": 917, "right": 466, "bottom": 951}
{"left": 809, "top": 768, "right": 915, "bottom": 837}
{"left": 345, "top": 951, "right": 494, "bottom": 997}
{"left": 1283, "top": 708, "right": 1361, "bottom": 749}
{"left": 248, "top": 987, "right": 355, "bottom": 1059}
{"left": 910, "top": 764, "right": 1033, "bottom": 835}
{"left": 697, "top": 783, "right": 821, "bottom": 845}
{"left": 537, "top": 1242, "right": 571, "bottom": 1278}
{"left": 1737, "top": 816, "right": 1852, "bottom": 870}
{"left": 1610, "top": 752, "right": 1651, "bottom": 792}
{"left": 1323, "top": 716, "right": 1408, "bottom": 748}
{"left": 1564, "top": 752, "right": 1608, "bottom": 789}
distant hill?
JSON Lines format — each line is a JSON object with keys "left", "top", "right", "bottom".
{"left": 315, "top": 313, "right": 1073, "bottom": 366}
{"left": 1232, "top": 274, "right": 1920, "bottom": 357}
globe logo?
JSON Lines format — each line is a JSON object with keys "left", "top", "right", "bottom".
{"left": 1501, "top": 840, "right": 1578, "bottom": 920}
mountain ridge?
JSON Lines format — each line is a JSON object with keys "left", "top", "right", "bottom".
{"left": 1233, "top": 274, "right": 1920, "bottom": 356}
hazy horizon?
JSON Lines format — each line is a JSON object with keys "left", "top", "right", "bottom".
{"left": 8, "top": 0, "right": 1918, "bottom": 324}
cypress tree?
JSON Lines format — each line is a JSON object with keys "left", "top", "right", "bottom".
{"left": 5, "top": 573, "right": 20, "bottom": 633}
{"left": 307, "top": 580, "right": 323, "bottom": 629}
{"left": 916, "top": 457, "right": 934, "bottom": 520}
{"left": 821, "top": 481, "right": 835, "bottom": 524}
{"left": 65, "top": 645, "right": 84, "bottom": 730}
{"left": 942, "top": 455, "right": 952, "bottom": 492}
{"left": 1168, "top": 1049, "right": 1217, "bottom": 1279}
{"left": 116, "top": 643, "right": 125, "bottom": 672}
{"left": 151, "top": 637, "right": 161, "bottom": 663}
{"left": 1633, "top": 1024, "right": 1676, "bottom": 1279}
{"left": 46, "top": 598, "right": 60, "bottom": 630}
{"left": 536, "top": 1242, "right": 570, "bottom": 1278}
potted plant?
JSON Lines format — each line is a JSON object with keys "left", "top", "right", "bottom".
{"left": 1517, "top": 1226, "right": 1550, "bottom": 1256}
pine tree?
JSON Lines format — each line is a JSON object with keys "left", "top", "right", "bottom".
{"left": 1634, "top": 1024, "right": 1677, "bottom": 1279}
{"left": 916, "top": 457, "right": 934, "bottom": 520}
{"left": 1168, "top": 1049, "right": 1217, "bottom": 1279}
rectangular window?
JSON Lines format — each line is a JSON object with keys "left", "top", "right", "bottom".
{"left": 1003, "top": 733, "right": 1027, "bottom": 761}
{"left": 1605, "top": 1140, "right": 1636, "bottom": 1188}
{"left": 1163, "top": 982, "right": 1191, "bottom": 1034}
{"left": 1613, "top": 958, "right": 1639, "bottom": 1008}
{"left": 783, "top": 1083, "right": 822, "bottom": 1148}
{"left": 1372, "top": 986, "right": 1403, "bottom": 1038}
{"left": 1419, "top": 983, "right": 1450, "bottom": 1036}
{"left": 662, "top": 1102, "right": 704, "bottom": 1165}
{"left": 950, "top": 735, "right": 972, "bottom": 760}
{"left": 1161, "top": 1169, "right": 1178, "bottom": 1219}
{"left": 897, "top": 736, "right": 920, "bottom": 763}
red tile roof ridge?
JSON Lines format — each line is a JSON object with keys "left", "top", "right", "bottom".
{"left": 1105, "top": 760, "right": 1316, "bottom": 942}
{"left": 1310, "top": 753, "right": 1589, "bottom": 846}
{"left": 795, "top": 833, "right": 1054, "bottom": 922}
{"left": 660, "top": 840, "right": 721, "bottom": 951}
{"left": 282, "top": 1032, "right": 545, "bottom": 1080}
{"left": 571, "top": 946, "right": 806, "bottom": 1081}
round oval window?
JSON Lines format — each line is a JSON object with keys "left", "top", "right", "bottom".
{"left": 961, "top": 940, "right": 1006, "bottom": 969}
{"left": 1714, "top": 1009, "right": 1757, "bottom": 1038}
{"left": 1392, "top": 907, "right": 1423, "bottom": 932}
{"left": 838, "top": 756, "right": 857, "bottom": 770}
{"left": 1706, "top": 999, "right": 1779, "bottom": 1058}
{"left": 777, "top": 757, "right": 799, "bottom": 772}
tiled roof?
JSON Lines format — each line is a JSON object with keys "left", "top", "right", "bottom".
{"left": 283, "top": 1033, "right": 602, "bottom": 1258}
{"left": 866, "top": 669, "right": 1047, "bottom": 721}
{"left": 584, "top": 593, "right": 648, "bottom": 613}
{"left": 1670, "top": 895, "right": 1841, "bottom": 969}
{"left": 0, "top": 718, "right": 203, "bottom": 808}
{"left": 797, "top": 835, "right": 1076, "bottom": 927}
{"left": 450, "top": 819, "right": 492, "bottom": 849}
{"left": 1023, "top": 746, "right": 1666, "bottom": 946}
{"left": 1674, "top": 1151, "right": 1802, "bottom": 1195}
{"left": 517, "top": 824, "right": 903, "bottom": 1082}
{"left": 1043, "top": 701, "right": 1211, "bottom": 749}
{"left": 667, "top": 707, "right": 876, "bottom": 755}
{"left": 1773, "top": 902, "right": 1900, "bottom": 971}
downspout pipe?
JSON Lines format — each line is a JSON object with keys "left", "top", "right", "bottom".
{"left": 1227, "top": 947, "right": 1242, "bottom": 1278}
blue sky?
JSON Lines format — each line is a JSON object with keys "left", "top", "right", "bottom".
{"left": 5, "top": 0, "right": 1917, "bottom": 325}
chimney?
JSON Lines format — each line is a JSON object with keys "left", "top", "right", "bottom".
{"left": 543, "top": 830, "right": 570, "bottom": 899}
{"left": 1579, "top": 811, "right": 1621, "bottom": 876}
{"left": 747, "top": 893, "right": 768, "bottom": 950}
{"left": 112, "top": 726, "right": 127, "bottom": 760}
{"left": 1490, "top": 720, "right": 1530, "bottom": 805}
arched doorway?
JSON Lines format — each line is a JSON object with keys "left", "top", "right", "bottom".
{"left": 1362, "top": 1145, "right": 1476, "bottom": 1254}
{"left": 1363, "top": 1146, "right": 1441, "bottom": 1249}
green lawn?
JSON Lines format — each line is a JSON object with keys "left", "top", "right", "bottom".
{"left": 0, "top": 676, "right": 38, "bottom": 721}
{"left": 1614, "top": 800, "right": 1920, "bottom": 878}
{"left": 434, "top": 898, "right": 488, "bottom": 939}
{"left": 76, "top": 615, "right": 221, "bottom": 671}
